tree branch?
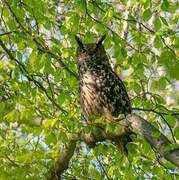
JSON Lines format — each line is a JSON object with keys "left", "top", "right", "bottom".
{"left": 124, "top": 114, "right": 179, "bottom": 167}
{"left": 48, "top": 139, "right": 77, "bottom": 180}
{"left": 2, "top": 0, "right": 77, "bottom": 79}
{"left": 133, "top": 107, "right": 179, "bottom": 143}
{"left": 0, "top": 38, "right": 68, "bottom": 115}
{"left": 48, "top": 114, "right": 179, "bottom": 179}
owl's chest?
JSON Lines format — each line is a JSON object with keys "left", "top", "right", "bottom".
{"left": 79, "top": 70, "right": 107, "bottom": 117}
{"left": 79, "top": 69, "right": 107, "bottom": 98}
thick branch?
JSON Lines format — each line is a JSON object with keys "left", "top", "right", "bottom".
{"left": 124, "top": 114, "right": 179, "bottom": 167}
{"left": 48, "top": 139, "right": 77, "bottom": 180}
{"left": 77, "top": 115, "right": 179, "bottom": 168}
{"left": 48, "top": 114, "right": 178, "bottom": 179}
{"left": 47, "top": 126, "right": 130, "bottom": 180}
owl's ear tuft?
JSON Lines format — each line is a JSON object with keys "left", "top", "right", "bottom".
{"left": 75, "top": 35, "right": 85, "bottom": 50}
{"left": 96, "top": 34, "right": 106, "bottom": 47}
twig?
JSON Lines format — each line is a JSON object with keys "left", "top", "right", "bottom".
{"left": 132, "top": 107, "right": 179, "bottom": 116}
{"left": 3, "top": 0, "right": 77, "bottom": 79}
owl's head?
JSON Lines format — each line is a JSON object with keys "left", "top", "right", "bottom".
{"left": 75, "top": 35, "right": 108, "bottom": 64}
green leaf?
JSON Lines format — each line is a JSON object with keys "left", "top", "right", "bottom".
{"left": 60, "top": 25, "right": 68, "bottom": 35}
{"left": 121, "top": 47, "right": 127, "bottom": 58}
{"left": 44, "top": 58, "right": 54, "bottom": 74}
{"left": 160, "top": 16, "right": 169, "bottom": 26}
{"left": 114, "top": 46, "right": 122, "bottom": 59}
{"left": 20, "top": 109, "right": 35, "bottom": 125}
{"left": 0, "top": 102, "right": 5, "bottom": 113}
{"left": 158, "top": 77, "right": 167, "bottom": 90}
{"left": 159, "top": 50, "right": 179, "bottom": 79}
{"left": 84, "top": 32, "right": 94, "bottom": 43}
{"left": 127, "top": 143, "right": 138, "bottom": 154}
{"left": 165, "top": 115, "right": 176, "bottom": 127}
{"left": 57, "top": 92, "right": 66, "bottom": 105}
{"left": 7, "top": 19, "right": 16, "bottom": 31}
{"left": 103, "top": 7, "right": 114, "bottom": 23}
{"left": 159, "top": 50, "right": 173, "bottom": 66}
{"left": 54, "top": 69, "right": 62, "bottom": 81}
{"left": 45, "top": 133, "right": 57, "bottom": 145}
{"left": 133, "top": 82, "right": 141, "bottom": 94}
{"left": 169, "top": 61, "right": 179, "bottom": 80}
{"left": 174, "top": 37, "right": 179, "bottom": 48}
{"left": 105, "top": 123, "right": 115, "bottom": 132}
{"left": 154, "top": 17, "right": 161, "bottom": 30}
{"left": 174, "top": 127, "right": 179, "bottom": 139}
{"left": 44, "top": 118, "right": 58, "bottom": 128}
{"left": 4, "top": 110, "right": 18, "bottom": 122}
{"left": 61, "top": 48, "right": 71, "bottom": 59}
{"left": 143, "top": 9, "right": 152, "bottom": 20}
{"left": 151, "top": 80, "right": 158, "bottom": 91}
{"left": 154, "top": 36, "right": 163, "bottom": 48}
{"left": 161, "top": 0, "right": 170, "bottom": 12}
{"left": 75, "top": 0, "right": 86, "bottom": 12}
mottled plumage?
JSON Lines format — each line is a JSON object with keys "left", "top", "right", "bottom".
{"left": 75, "top": 35, "right": 131, "bottom": 122}
{"left": 75, "top": 35, "right": 132, "bottom": 154}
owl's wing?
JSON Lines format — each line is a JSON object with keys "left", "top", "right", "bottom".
{"left": 101, "top": 70, "right": 131, "bottom": 116}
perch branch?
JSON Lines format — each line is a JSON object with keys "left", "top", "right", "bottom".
{"left": 48, "top": 114, "right": 179, "bottom": 179}
{"left": 124, "top": 114, "right": 179, "bottom": 167}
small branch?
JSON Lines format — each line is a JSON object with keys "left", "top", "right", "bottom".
{"left": 96, "top": 156, "right": 110, "bottom": 180}
{"left": 0, "top": 38, "right": 68, "bottom": 115}
{"left": 121, "top": 0, "right": 131, "bottom": 39}
{"left": 0, "top": 31, "right": 18, "bottom": 36}
{"left": 132, "top": 107, "right": 179, "bottom": 116}
{"left": 160, "top": 36, "right": 176, "bottom": 56}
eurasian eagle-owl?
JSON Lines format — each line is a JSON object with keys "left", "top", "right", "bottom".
{"left": 75, "top": 35, "right": 132, "bottom": 153}
{"left": 75, "top": 35, "right": 131, "bottom": 121}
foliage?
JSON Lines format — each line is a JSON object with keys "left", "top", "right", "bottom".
{"left": 0, "top": 0, "right": 179, "bottom": 179}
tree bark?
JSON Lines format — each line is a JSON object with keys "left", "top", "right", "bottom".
{"left": 48, "top": 139, "right": 77, "bottom": 180}
{"left": 124, "top": 114, "right": 179, "bottom": 167}
{"left": 48, "top": 113, "right": 179, "bottom": 179}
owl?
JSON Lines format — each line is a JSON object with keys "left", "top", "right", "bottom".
{"left": 75, "top": 35, "right": 132, "bottom": 153}
{"left": 75, "top": 35, "right": 131, "bottom": 121}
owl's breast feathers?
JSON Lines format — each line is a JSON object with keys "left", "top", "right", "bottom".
{"left": 79, "top": 62, "right": 131, "bottom": 120}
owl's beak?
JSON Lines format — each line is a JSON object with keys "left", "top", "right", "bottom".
{"left": 74, "top": 35, "right": 85, "bottom": 50}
